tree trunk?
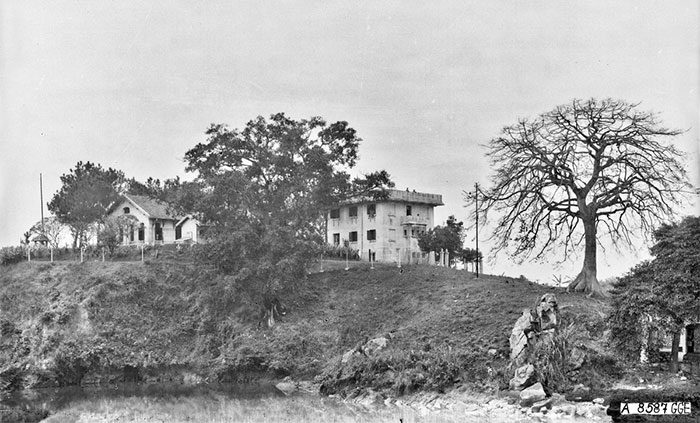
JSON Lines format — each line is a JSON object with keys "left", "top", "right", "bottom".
{"left": 670, "top": 329, "right": 681, "bottom": 373}
{"left": 568, "top": 216, "right": 605, "bottom": 296}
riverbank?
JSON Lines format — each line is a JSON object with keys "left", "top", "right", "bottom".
{"left": 0, "top": 259, "right": 620, "bottom": 420}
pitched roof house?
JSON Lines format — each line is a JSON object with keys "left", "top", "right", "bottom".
{"left": 107, "top": 194, "right": 204, "bottom": 245}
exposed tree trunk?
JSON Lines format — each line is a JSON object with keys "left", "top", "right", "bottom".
{"left": 670, "top": 329, "right": 681, "bottom": 373}
{"left": 568, "top": 216, "right": 605, "bottom": 296}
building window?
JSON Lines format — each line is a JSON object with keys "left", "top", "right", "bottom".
{"left": 330, "top": 209, "right": 340, "bottom": 219}
{"left": 138, "top": 224, "right": 145, "bottom": 241}
{"left": 175, "top": 225, "right": 182, "bottom": 240}
{"left": 349, "top": 206, "right": 358, "bottom": 217}
{"left": 333, "top": 233, "right": 340, "bottom": 245}
{"left": 349, "top": 231, "right": 358, "bottom": 242}
{"left": 367, "top": 204, "right": 376, "bottom": 217}
{"left": 123, "top": 207, "right": 130, "bottom": 214}
{"left": 130, "top": 225, "right": 134, "bottom": 242}
{"left": 367, "top": 229, "right": 376, "bottom": 241}
{"left": 155, "top": 222, "right": 163, "bottom": 241}
{"left": 406, "top": 205, "right": 412, "bottom": 216}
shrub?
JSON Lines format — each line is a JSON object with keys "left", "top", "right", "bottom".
{"left": 0, "top": 246, "right": 26, "bottom": 265}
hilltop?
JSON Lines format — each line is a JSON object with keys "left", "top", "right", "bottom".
{"left": 0, "top": 259, "right": 614, "bottom": 398}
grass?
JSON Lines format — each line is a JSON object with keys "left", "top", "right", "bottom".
{"left": 0, "top": 259, "right": 612, "bottom": 403}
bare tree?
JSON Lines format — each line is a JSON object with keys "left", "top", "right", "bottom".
{"left": 473, "top": 99, "right": 690, "bottom": 295}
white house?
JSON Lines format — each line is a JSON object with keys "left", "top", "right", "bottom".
{"left": 326, "top": 188, "right": 443, "bottom": 264}
{"left": 107, "top": 194, "right": 205, "bottom": 245}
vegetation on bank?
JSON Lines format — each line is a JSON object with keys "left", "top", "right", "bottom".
{"left": 0, "top": 257, "right": 619, "bottom": 400}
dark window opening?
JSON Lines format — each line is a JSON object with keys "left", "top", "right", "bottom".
{"left": 406, "top": 205, "right": 412, "bottom": 216}
{"left": 175, "top": 225, "right": 182, "bottom": 240}
{"left": 123, "top": 207, "right": 130, "bottom": 214}
{"left": 330, "top": 209, "right": 340, "bottom": 219}
{"left": 367, "top": 204, "right": 376, "bottom": 217}
{"left": 129, "top": 225, "right": 134, "bottom": 242}
{"left": 138, "top": 224, "right": 145, "bottom": 241}
{"left": 333, "top": 233, "right": 340, "bottom": 245}
{"left": 155, "top": 222, "right": 163, "bottom": 241}
{"left": 367, "top": 229, "right": 376, "bottom": 241}
{"left": 349, "top": 206, "right": 358, "bottom": 217}
{"left": 349, "top": 231, "right": 358, "bottom": 242}
{"left": 119, "top": 227, "right": 124, "bottom": 242}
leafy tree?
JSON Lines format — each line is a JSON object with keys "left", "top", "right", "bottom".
{"left": 473, "top": 99, "right": 690, "bottom": 295}
{"left": 418, "top": 215, "right": 464, "bottom": 267}
{"left": 608, "top": 216, "right": 700, "bottom": 370}
{"left": 48, "top": 161, "right": 125, "bottom": 248}
{"left": 97, "top": 215, "right": 138, "bottom": 255}
{"left": 126, "top": 176, "right": 182, "bottom": 203}
{"left": 28, "top": 216, "right": 66, "bottom": 249}
{"left": 181, "top": 113, "right": 393, "bottom": 311}
{"left": 458, "top": 247, "right": 483, "bottom": 272}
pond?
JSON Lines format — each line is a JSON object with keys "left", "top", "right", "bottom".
{"left": 0, "top": 383, "right": 597, "bottom": 422}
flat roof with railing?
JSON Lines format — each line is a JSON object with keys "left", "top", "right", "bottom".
{"left": 340, "top": 189, "right": 443, "bottom": 206}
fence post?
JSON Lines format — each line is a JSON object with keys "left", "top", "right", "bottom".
{"left": 80, "top": 247, "right": 84, "bottom": 263}
{"left": 141, "top": 244, "right": 144, "bottom": 262}
{"left": 50, "top": 247, "right": 53, "bottom": 262}
{"left": 319, "top": 254, "right": 324, "bottom": 273}
{"left": 370, "top": 249, "right": 374, "bottom": 270}
{"left": 102, "top": 247, "right": 105, "bottom": 262}
{"left": 397, "top": 248, "right": 402, "bottom": 269}
{"left": 27, "top": 247, "right": 31, "bottom": 262}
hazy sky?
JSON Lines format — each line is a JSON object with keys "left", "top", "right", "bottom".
{"left": 2, "top": 1, "right": 698, "bottom": 281}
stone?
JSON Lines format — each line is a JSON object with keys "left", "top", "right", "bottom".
{"left": 592, "top": 397, "right": 604, "bottom": 405}
{"left": 363, "top": 337, "right": 388, "bottom": 357}
{"left": 569, "top": 347, "right": 586, "bottom": 370}
{"left": 530, "top": 397, "right": 553, "bottom": 412}
{"left": 509, "top": 294, "right": 560, "bottom": 366}
{"left": 509, "top": 364, "right": 536, "bottom": 391}
{"left": 488, "top": 348, "right": 498, "bottom": 356}
{"left": 275, "top": 381, "right": 297, "bottom": 396}
{"left": 519, "top": 382, "right": 546, "bottom": 407}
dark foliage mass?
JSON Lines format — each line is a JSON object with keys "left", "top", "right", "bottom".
{"left": 180, "top": 113, "right": 393, "bottom": 300}
{"left": 473, "top": 99, "right": 690, "bottom": 295}
{"left": 47, "top": 161, "right": 125, "bottom": 248}
{"left": 608, "top": 216, "right": 700, "bottom": 367}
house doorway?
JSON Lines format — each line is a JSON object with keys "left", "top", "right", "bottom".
{"left": 687, "top": 324, "right": 698, "bottom": 354}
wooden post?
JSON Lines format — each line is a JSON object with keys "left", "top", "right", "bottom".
{"left": 80, "top": 247, "right": 84, "bottom": 263}
{"left": 370, "top": 249, "right": 374, "bottom": 270}
{"left": 102, "top": 247, "right": 105, "bottom": 262}
{"left": 27, "top": 247, "right": 31, "bottom": 262}
{"left": 50, "top": 247, "right": 53, "bottom": 262}
{"left": 141, "top": 244, "right": 145, "bottom": 262}
{"left": 319, "top": 254, "right": 324, "bottom": 273}
{"left": 397, "top": 248, "right": 402, "bottom": 269}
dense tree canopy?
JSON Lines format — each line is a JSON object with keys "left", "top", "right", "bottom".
{"left": 473, "top": 99, "right": 690, "bottom": 295}
{"left": 47, "top": 161, "right": 124, "bottom": 248}
{"left": 417, "top": 215, "right": 464, "bottom": 267}
{"left": 181, "top": 113, "right": 393, "bottom": 303}
{"left": 608, "top": 216, "right": 700, "bottom": 368}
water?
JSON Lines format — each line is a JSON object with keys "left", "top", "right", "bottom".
{"left": 0, "top": 383, "right": 599, "bottom": 422}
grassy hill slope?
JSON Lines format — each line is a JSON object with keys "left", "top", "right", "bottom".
{"left": 0, "top": 259, "right": 613, "bottom": 396}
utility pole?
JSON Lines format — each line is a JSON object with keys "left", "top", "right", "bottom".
{"left": 466, "top": 183, "right": 480, "bottom": 278}
{"left": 40, "top": 173, "right": 45, "bottom": 236}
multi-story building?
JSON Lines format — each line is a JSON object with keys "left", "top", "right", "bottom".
{"left": 326, "top": 189, "right": 443, "bottom": 264}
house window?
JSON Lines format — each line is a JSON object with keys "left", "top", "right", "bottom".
{"left": 130, "top": 225, "right": 134, "bottom": 242}
{"left": 155, "top": 222, "right": 163, "bottom": 241}
{"left": 349, "top": 231, "right": 358, "bottom": 242}
{"left": 330, "top": 209, "right": 340, "bottom": 219}
{"left": 349, "top": 206, "right": 358, "bottom": 217}
{"left": 406, "top": 205, "right": 412, "bottom": 216}
{"left": 333, "top": 233, "right": 340, "bottom": 246}
{"left": 175, "top": 225, "right": 182, "bottom": 240}
{"left": 367, "top": 230, "right": 376, "bottom": 241}
{"left": 123, "top": 207, "right": 130, "bottom": 214}
{"left": 119, "top": 227, "right": 124, "bottom": 242}
{"left": 367, "top": 204, "right": 376, "bottom": 217}
{"left": 138, "top": 224, "right": 145, "bottom": 241}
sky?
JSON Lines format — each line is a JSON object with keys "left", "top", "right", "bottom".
{"left": 1, "top": 1, "right": 698, "bottom": 282}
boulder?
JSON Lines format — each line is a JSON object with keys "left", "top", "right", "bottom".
{"left": 519, "top": 382, "right": 546, "bottom": 407}
{"left": 509, "top": 364, "right": 536, "bottom": 391}
{"left": 530, "top": 397, "right": 553, "bottom": 413}
{"left": 509, "top": 311, "right": 532, "bottom": 364}
{"left": 275, "top": 381, "right": 297, "bottom": 396}
{"left": 568, "top": 347, "right": 585, "bottom": 370}
{"left": 363, "top": 337, "right": 388, "bottom": 357}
